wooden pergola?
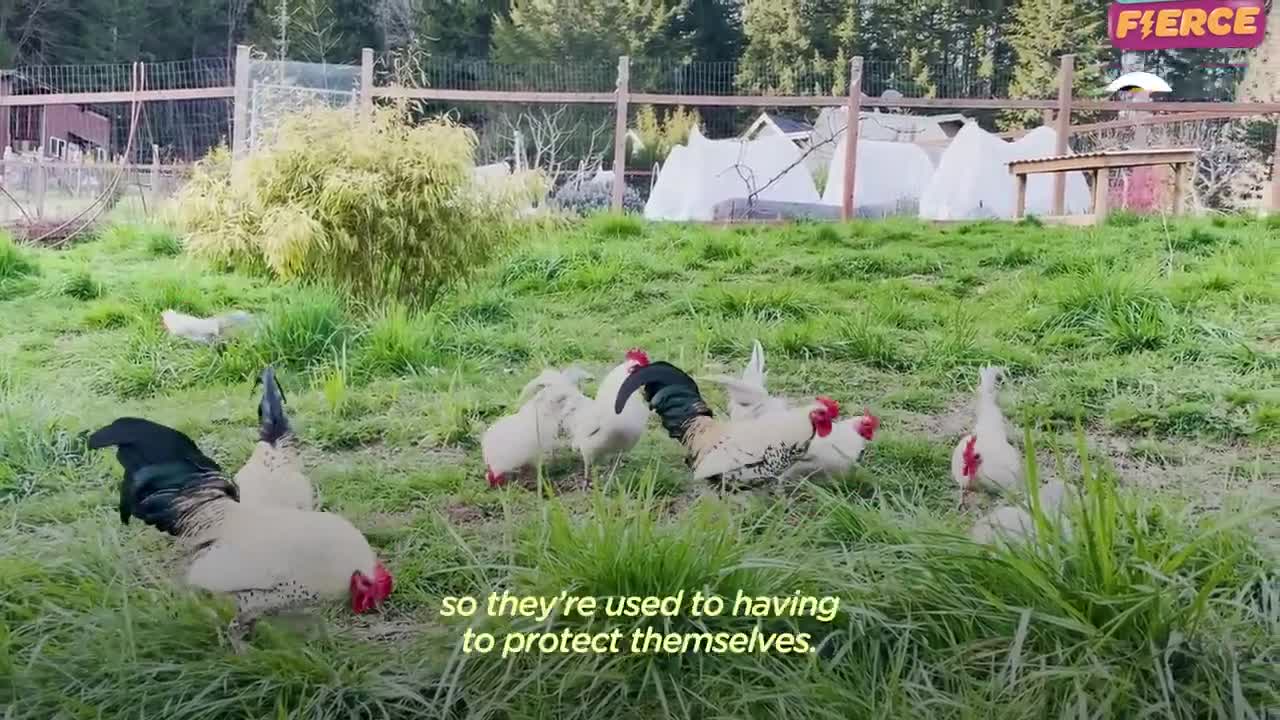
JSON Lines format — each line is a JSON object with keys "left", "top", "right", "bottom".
{"left": 1008, "top": 148, "right": 1200, "bottom": 225}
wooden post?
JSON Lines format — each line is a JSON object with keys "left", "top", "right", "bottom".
{"left": 360, "top": 48, "right": 375, "bottom": 117}
{"left": 840, "top": 56, "right": 864, "bottom": 221}
{"left": 35, "top": 151, "right": 47, "bottom": 220}
{"left": 150, "top": 143, "right": 161, "bottom": 202}
{"left": 0, "top": 73, "right": 9, "bottom": 164}
{"left": 1271, "top": 118, "right": 1280, "bottom": 213}
{"left": 35, "top": 107, "right": 48, "bottom": 219}
{"left": 610, "top": 55, "right": 630, "bottom": 213}
{"left": 231, "top": 45, "right": 251, "bottom": 160}
{"left": 1014, "top": 173, "right": 1027, "bottom": 218}
{"left": 1092, "top": 169, "right": 1109, "bottom": 223}
{"left": 1053, "top": 54, "right": 1074, "bottom": 216}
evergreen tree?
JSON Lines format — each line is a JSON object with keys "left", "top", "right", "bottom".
{"left": 491, "top": 0, "right": 687, "bottom": 69}
{"left": 1003, "top": 0, "right": 1111, "bottom": 127}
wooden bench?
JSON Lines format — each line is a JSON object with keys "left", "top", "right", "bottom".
{"left": 1007, "top": 148, "right": 1199, "bottom": 225}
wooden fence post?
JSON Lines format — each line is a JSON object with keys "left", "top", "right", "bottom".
{"left": 35, "top": 106, "right": 48, "bottom": 219}
{"left": 840, "top": 57, "right": 864, "bottom": 221}
{"left": 232, "top": 44, "right": 251, "bottom": 161}
{"left": 1271, "top": 118, "right": 1280, "bottom": 214}
{"left": 151, "top": 143, "right": 161, "bottom": 204}
{"left": 35, "top": 151, "right": 47, "bottom": 220}
{"left": 1053, "top": 54, "right": 1074, "bottom": 216}
{"left": 611, "top": 55, "right": 630, "bottom": 213}
{"left": 360, "top": 48, "right": 374, "bottom": 117}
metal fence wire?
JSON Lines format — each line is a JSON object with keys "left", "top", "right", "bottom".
{"left": 1, "top": 48, "right": 1277, "bottom": 224}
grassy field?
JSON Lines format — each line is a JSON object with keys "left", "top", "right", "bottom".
{"left": 1, "top": 213, "right": 1278, "bottom": 719}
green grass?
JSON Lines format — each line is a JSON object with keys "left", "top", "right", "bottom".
{"left": 1, "top": 216, "right": 1278, "bottom": 719}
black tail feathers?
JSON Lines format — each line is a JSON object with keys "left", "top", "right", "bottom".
{"left": 88, "top": 417, "right": 236, "bottom": 534}
{"left": 253, "top": 365, "right": 291, "bottom": 444}
{"left": 613, "top": 361, "right": 714, "bottom": 442}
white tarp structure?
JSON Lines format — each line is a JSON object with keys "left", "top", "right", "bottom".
{"left": 918, "top": 123, "right": 1091, "bottom": 220}
{"left": 643, "top": 127, "right": 821, "bottom": 221}
{"left": 820, "top": 138, "right": 935, "bottom": 211}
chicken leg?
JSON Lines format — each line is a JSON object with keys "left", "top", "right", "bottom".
{"left": 227, "top": 581, "right": 320, "bottom": 654}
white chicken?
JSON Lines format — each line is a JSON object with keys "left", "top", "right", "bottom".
{"left": 88, "top": 417, "right": 392, "bottom": 653}
{"left": 705, "top": 339, "right": 880, "bottom": 480}
{"left": 520, "top": 349, "right": 652, "bottom": 485}
{"left": 706, "top": 340, "right": 789, "bottom": 421}
{"left": 971, "top": 481, "right": 1074, "bottom": 546}
{"left": 481, "top": 374, "right": 583, "bottom": 489}
{"left": 161, "top": 309, "right": 253, "bottom": 344}
{"left": 234, "top": 366, "right": 312, "bottom": 511}
{"left": 614, "top": 360, "right": 840, "bottom": 491}
{"left": 951, "top": 365, "right": 1023, "bottom": 507}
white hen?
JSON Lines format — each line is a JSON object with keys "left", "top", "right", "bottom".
{"left": 951, "top": 366, "right": 1023, "bottom": 507}
{"left": 521, "top": 349, "right": 652, "bottom": 484}
{"left": 971, "top": 481, "right": 1073, "bottom": 546}
{"left": 161, "top": 309, "right": 253, "bottom": 344}
{"left": 705, "top": 339, "right": 879, "bottom": 480}
{"left": 481, "top": 372, "right": 585, "bottom": 489}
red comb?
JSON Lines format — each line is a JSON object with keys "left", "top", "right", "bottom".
{"left": 863, "top": 409, "right": 880, "bottom": 430}
{"left": 816, "top": 395, "right": 840, "bottom": 417}
{"left": 374, "top": 561, "right": 394, "bottom": 596}
{"left": 625, "top": 349, "right": 650, "bottom": 366}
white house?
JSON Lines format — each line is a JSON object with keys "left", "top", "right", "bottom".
{"left": 742, "top": 111, "right": 816, "bottom": 147}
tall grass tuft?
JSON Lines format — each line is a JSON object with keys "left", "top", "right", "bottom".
{"left": 0, "top": 234, "right": 39, "bottom": 299}
{"left": 60, "top": 268, "right": 104, "bottom": 301}
{"left": 0, "top": 234, "right": 37, "bottom": 281}
{"left": 357, "top": 303, "right": 438, "bottom": 378}
{"left": 253, "top": 285, "right": 350, "bottom": 370}
{"left": 1043, "top": 267, "right": 1182, "bottom": 352}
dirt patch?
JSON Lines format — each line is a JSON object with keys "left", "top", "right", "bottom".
{"left": 362, "top": 511, "right": 420, "bottom": 530}
{"left": 893, "top": 396, "right": 975, "bottom": 439}
{"left": 443, "top": 502, "right": 499, "bottom": 525}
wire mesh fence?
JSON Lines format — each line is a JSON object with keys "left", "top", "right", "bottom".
{"left": 246, "top": 58, "right": 361, "bottom": 151}
{"left": 1, "top": 48, "right": 1277, "bottom": 227}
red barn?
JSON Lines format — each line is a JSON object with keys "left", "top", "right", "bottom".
{"left": 0, "top": 70, "right": 112, "bottom": 158}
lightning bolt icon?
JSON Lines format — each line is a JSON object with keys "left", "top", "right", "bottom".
{"left": 1140, "top": 13, "right": 1154, "bottom": 38}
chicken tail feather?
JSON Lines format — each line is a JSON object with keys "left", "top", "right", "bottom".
{"left": 614, "top": 361, "right": 713, "bottom": 442}
{"left": 978, "top": 365, "right": 1005, "bottom": 395}
{"left": 744, "top": 339, "right": 767, "bottom": 388}
{"left": 88, "top": 417, "right": 237, "bottom": 535}
{"left": 254, "top": 365, "right": 290, "bottom": 444}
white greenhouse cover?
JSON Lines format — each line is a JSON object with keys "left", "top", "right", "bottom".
{"left": 918, "top": 123, "right": 1091, "bottom": 220}
{"left": 820, "top": 138, "right": 935, "bottom": 208}
{"left": 644, "top": 127, "right": 820, "bottom": 221}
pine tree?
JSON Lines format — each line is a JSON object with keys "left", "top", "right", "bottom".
{"left": 736, "top": 0, "right": 813, "bottom": 94}
{"left": 1003, "top": 0, "right": 1112, "bottom": 128}
{"left": 491, "top": 0, "right": 687, "bottom": 68}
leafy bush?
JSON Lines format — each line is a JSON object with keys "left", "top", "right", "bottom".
{"left": 550, "top": 174, "right": 643, "bottom": 216}
{"left": 175, "top": 107, "right": 543, "bottom": 306}
{"left": 631, "top": 105, "right": 700, "bottom": 170}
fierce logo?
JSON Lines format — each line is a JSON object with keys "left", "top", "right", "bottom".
{"left": 1108, "top": 0, "right": 1267, "bottom": 50}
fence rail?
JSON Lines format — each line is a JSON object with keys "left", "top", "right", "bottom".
{"left": 2, "top": 46, "right": 1278, "bottom": 222}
